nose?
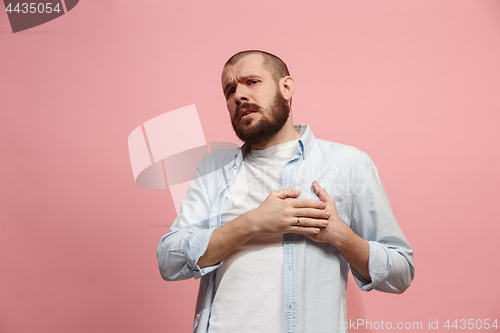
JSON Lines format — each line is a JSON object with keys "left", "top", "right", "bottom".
{"left": 233, "top": 85, "right": 249, "bottom": 106}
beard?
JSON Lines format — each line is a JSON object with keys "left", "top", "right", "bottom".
{"left": 231, "top": 91, "right": 291, "bottom": 146}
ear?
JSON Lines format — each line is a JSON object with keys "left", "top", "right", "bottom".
{"left": 279, "top": 76, "right": 296, "bottom": 102}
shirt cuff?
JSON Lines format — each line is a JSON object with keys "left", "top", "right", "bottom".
{"left": 353, "top": 241, "right": 390, "bottom": 291}
{"left": 184, "top": 228, "right": 222, "bottom": 279}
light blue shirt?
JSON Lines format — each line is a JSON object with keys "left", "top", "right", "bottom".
{"left": 157, "top": 125, "right": 414, "bottom": 333}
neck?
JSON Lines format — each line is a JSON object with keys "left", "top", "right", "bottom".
{"left": 249, "top": 121, "right": 301, "bottom": 150}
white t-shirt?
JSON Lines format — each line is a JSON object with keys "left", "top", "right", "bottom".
{"left": 208, "top": 140, "right": 299, "bottom": 333}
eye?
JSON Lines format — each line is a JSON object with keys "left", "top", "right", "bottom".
{"left": 250, "top": 80, "right": 258, "bottom": 85}
{"left": 226, "top": 88, "right": 235, "bottom": 99}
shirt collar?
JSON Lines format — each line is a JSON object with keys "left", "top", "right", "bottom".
{"left": 234, "top": 124, "right": 315, "bottom": 164}
{"left": 295, "top": 124, "right": 314, "bottom": 159}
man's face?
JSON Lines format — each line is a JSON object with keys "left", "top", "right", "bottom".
{"left": 221, "top": 54, "right": 291, "bottom": 146}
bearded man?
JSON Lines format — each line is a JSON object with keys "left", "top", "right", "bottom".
{"left": 157, "top": 50, "right": 414, "bottom": 333}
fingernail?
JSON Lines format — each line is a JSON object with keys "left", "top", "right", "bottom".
{"left": 315, "top": 228, "right": 320, "bottom": 232}
{"left": 325, "top": 211, "right": 331, "bottom": 217}
{"left": 322, "top": 221, "right": 328, "bottom": 226}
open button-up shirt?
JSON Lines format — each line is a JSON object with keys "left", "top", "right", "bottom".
{"left": 157, "top": 124, "right": 414, "bottom": 333}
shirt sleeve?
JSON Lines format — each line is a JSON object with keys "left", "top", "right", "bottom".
{"left": 156, "top": 154, "right": 225, "bottom": 281}
{"left": 349, "top": 154, "right": 414, "bottom": 293}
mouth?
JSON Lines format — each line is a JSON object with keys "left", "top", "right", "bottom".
{"left": 238, "top": 108, "right": 256, "bottom": 120}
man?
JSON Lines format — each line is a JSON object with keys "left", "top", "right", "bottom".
{"left": 157, "top": 50, "right": 414, "bottom": 333}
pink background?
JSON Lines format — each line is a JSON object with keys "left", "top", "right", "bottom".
{"left": 1, "top": 0, "right": 499, "bottom": 332}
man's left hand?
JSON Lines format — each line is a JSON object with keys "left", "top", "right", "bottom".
{"left": 299, "top": 181, "right": 351, "bottom": 246}
{"left": 304, "top": 181, "right": 371, "bottom": 282}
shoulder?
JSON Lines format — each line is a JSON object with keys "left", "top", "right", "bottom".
{"left": 197, "top": 146, "right": 240, "bottom": 173}
{"left": 313, "top": 138, "right": 372, "bottom": 166}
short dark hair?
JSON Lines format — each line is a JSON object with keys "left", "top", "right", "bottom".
{"left": 224, "top": 50, "right": 290, "bottom": 83}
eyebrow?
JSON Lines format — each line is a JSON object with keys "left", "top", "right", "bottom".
{"left": 223, "top": 75, "right": 262, "bottom": 96}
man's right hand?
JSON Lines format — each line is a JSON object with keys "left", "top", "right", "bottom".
{"left": 197, "top": 188, "right": 330, "bottom": 269}
{"left": 249, "top": 188, "right": 331, "bottom": 236}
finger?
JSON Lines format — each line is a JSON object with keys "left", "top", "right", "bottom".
{"left": 275, "top": 188, "right": 300, "bottom": 199}
{"left": 290, "top": 199, "right": 326, "bottom": 209}
{"left": 294, "top": 217, "right": 328, "bottom": 228}
{"left": 294, "top": 208, "right": 331, "bottom": 220}
{"left": 288, "top": 226, "right": 321, "bottom": 235}
{"left": 312, "top": 181, "right": 334, "bottom": 204}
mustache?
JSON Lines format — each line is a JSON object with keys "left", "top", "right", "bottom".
{"left": 235, "top": 102, "right": 262, "bottom": 116}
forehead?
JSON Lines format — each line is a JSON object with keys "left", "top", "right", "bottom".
{"left": 221, "top": 54, "right": 272, "bottom": 86}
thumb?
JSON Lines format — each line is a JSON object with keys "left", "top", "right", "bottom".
{"left": 312, "top": 181, "right": 332, "bottom": 203}
{"left": 276, "top": 188, "right": 300, "bottom": 199}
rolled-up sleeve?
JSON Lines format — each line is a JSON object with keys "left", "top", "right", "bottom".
{"left": 156, "top": 154, "right": 226, "bottom": 281}
{"left": 157, "top": 228, "right": 221, "bottom": 280}
{"left": 350, "top": 154, "right": 414, "bottom": 293}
